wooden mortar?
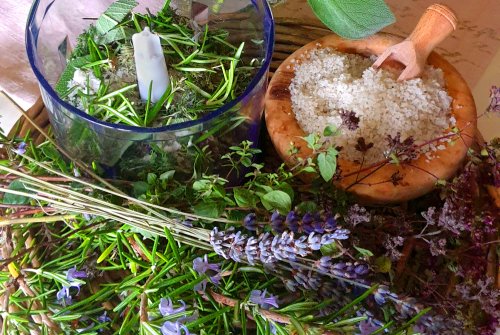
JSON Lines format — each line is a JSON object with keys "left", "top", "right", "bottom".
{"left": 264, "top": 8, "right": 477, "bottom": 204}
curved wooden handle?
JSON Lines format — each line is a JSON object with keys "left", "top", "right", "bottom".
{"left": 408, "top": 4, "right": 458, "bottom": 60}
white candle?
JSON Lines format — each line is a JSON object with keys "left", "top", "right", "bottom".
{"left": 132, "top": 27, "right": 170, "bottom": 103}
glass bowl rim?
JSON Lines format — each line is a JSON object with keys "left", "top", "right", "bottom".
{"left": 25, "top": 0, "right": 275, "bottom": 133}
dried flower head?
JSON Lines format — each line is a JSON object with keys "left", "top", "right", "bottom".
{"left": 488, "top": 85, "right": 500, "bottom": 114}
{"left": 339, "top": 109, "right": 360, "bottom": 131}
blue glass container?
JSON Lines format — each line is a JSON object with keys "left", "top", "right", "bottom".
{"left": 26, "top": 0, "right": 274, "bottom": 179}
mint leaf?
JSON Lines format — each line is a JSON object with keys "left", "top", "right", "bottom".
{"left": 307, "top": 0, "right": 396, "bottom": 40}
{"left": 317, "top": 148, "right": 338, "bottom": 182}
{"left": 233, "top": 188, "right": 258, "bottom": 208}
{"left": 193, "top": 201, "right": 224, "bottom": 218}
{"left": 261, "top": 191, "right": 292, "bottom": 214}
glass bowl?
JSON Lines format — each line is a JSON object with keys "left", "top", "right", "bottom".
{"left": 26, "top": 0, "right": 274, "bottom": 180}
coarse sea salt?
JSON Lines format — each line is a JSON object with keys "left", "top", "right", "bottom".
{"left": 289, "top": 48, "right": 454, "bottom": 164}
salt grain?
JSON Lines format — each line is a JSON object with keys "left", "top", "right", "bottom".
{"left": 289, "top": 49, "right": 453, "bottom": 164}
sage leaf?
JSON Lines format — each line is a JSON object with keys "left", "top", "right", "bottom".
{"left": 261, "top": 190, "right": 291, "bottom": 214}
{"left": 3, "top": 180, "right": 32, "bottom": 205}
{"left": 307, "top": 0, "right": 396, "bottom": 40}
{"left": 96, "top": 0, "right": 138, "bottom": 35}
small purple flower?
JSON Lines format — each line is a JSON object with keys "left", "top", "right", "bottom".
{"left": 159, "top": 298, "right": 186, "bottom": 317}
{"left": 358, "top": 319, "right": 381, "bottom": 335}
{"left": 354, "top": 263, "right": 370, "bottom": 276}
{"left": 373, "top": 285, "right": 398, "bottom": 305}
{"left": 193, "top": 255, "right": 220, "bottom": 275}
{"left": 301, "top": 213, "right": 315, "bottom": 234}
{"left": 285, "top": 211, "right": 299, "bottom": 233}
{"left": 192, "top": 255, "right": 221, "bottom": 291}
{"left": 249, "top": 289, "right": 279, "bottom": 309}
{"left": 161, "top": 321, "right": 190, "bottom": 335}
{"left": 97, "top": 311, "right": 112, "bottom": 323}
{"left": 270, "top": 211, "right": 285, "bottom": 233}
{"left": 243, "top": 213, "right": 257, "bottom": 231}
{"left": 13, "top": 142, "right": 27, "bottom": 155}
{"left": 56, "top": 286, "right": 72, "bottom": 305}
{"left": 67, "top": 266, "right": 87, "bottom": 281}
{"left": 324, "top": 216, "right": 337, "bottom": 232}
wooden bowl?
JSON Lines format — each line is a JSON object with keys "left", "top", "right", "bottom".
{"left": 265, "top": 33, "right": 477, "bottom": 203}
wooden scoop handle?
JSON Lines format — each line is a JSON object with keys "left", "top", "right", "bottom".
{"left": 408, "top": 4, "right": 458, "bottom": 62}
{"left": 373, "top": 3, "right": 458, "bottom": 81}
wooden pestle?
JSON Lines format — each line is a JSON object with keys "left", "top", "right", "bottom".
{"left": 373, "top": 4, "right": 458, "bottom": 81}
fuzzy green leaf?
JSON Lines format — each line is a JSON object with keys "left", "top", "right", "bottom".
{"left": 307, "top": 0, "right": 396, "bottom": 40}
{"left": 261, "top": 190, "right": 292, "bottom": 214}
{"left": 96, "top": 0, "right": 138, "bottom": 35}
{"left": 3, "top": 180, "right": 32, "bottom": 205}
{"left": 55, "top": 56, "right": 90, "bottom": 96}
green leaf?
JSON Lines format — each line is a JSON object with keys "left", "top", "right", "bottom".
{"left": 354, "top": 246, "right": 374, "bottom": 257}
{"left": 317, "top": 148, "right": 337, "bottom": 182}
{"left": 3, "top": 180, "right": 32, "bottom": 205}
{"left": 233, "top": 188, "right": 258, "bottom": 208}
{"left": 260, "top": 190, "right": 291, "bottom": 214}
{"left": 296, "top": 201, "right": 318, "bottom": 213}
{"left": 96, "top": 0, "right": 138, "bottom": 36}
{"left": 159, "top": 170, "right": 176, "bottom": 181}
{"left": 307, "top": 0, "right": 396, "bottom": 40}
{"left": 193, "top": 201, "right": 224, "bottom": 218}
{"left": 132, "top": 181, "right": 149, "bottom": 197}
{"left": 374, "top": 255, "right": 392, "bottom": 273}
{"left": 323, "top": 125, "right": 339, "bottom": 137}
{"left": 55, "top": 56, "right": 90, "bottom": 96}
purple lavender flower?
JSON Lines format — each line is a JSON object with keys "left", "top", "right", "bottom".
{"left": 324, "top": 216, "right": 337, "bottom": 232}
{"left": 270, "top": 211, "right": 285, "bottom": 233}
{"left": 97, "top": 311, "right": 112, "bottom": 323}
{"left": 245, "top": 236, "right": 259, "bottom": 265}
{"left": 308, "top": 233, "right": 322, "bottom": 250}
{"left": 243, "top": 213, "right": 257, "bottom": 231}
{"left": 301, "top": 213, "right": 315, "bottom": 234}
{"left": 67, "top": 266, "right": 87, "bottom": 281}
{"left": 13, "top": 142, "right": 27, "bottom": 155}
{"left": 228, "top": 231, "right": 247, "bottom": 262}
{"left": 321, "top": 229, "right": 350, "bottom": 243}
{"left": 159, "top": 298, "right": 187, "bottom": 317}
{"left": 249, "top": 289, "right": 279, "bottom": 309}
{"left": 315, "top": 256, "right": 332, "bottom": 273}
{"left": 373, "top": 285, "right": 398, "bottom": 305}
{"left": 258, "top": 232, "right": 276, "bottom": 264}
{"left": 161, "top": 321, "right": 190, "bottom": 335}
{"left": 285, "top": 211, "right": 299, "bottom": 233}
